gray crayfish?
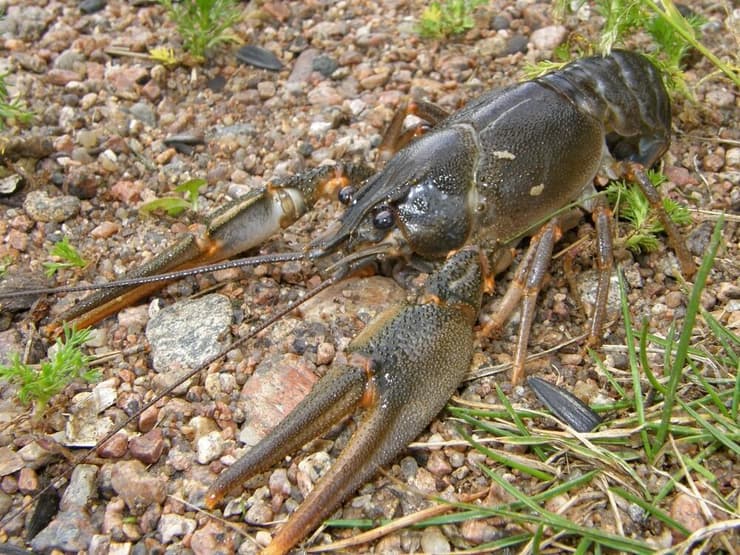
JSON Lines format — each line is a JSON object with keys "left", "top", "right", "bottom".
{"left": 2, "top": 51, "right": 694, "bottom": 554}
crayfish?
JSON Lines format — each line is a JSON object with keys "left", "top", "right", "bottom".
{"left": 0, "top": 50, "right": 695, "bottom": 554}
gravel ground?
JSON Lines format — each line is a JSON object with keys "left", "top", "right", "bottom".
{"left": 0, "top": 0, "right": 738, "bottom": 554}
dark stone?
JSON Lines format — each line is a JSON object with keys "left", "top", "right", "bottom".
{"left": 235, "top": 45, "right": 284, "bottom": 71}
{"left": 491, "top": 15, "right": 510, "bottom": 30}
{"left": 79, "top": 0, "right": 106, "bottom": 14}
{"left": 26, "top": 487, "right": 59, "bottom": 539}
{"left": 686, "top": 220, "right": 713, "bottom": 257}
{"left": 207, "top": 74, "right": 226, "bottom": 92}
{"left": 528, "top": 377, "right": 602, "bottom": 433}
{"left": 506, "top": 34, "right": 529, "bottom": 55}
{"left": 312, "top": 55, "right": 338, "bottom": 77}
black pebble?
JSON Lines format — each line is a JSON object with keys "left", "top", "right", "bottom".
{"left": 235, "top": 45, "right": 284, "bottom": 71}
{"left": 79, "top": 0, "right": 106, "bottom": 14}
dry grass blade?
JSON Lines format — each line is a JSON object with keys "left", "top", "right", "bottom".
{"left": 306, "top": 490, "right": 488, "bottom": 552}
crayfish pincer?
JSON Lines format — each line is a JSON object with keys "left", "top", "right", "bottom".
{"left": 205, "top": 247, "right": 487, "bottom": 554}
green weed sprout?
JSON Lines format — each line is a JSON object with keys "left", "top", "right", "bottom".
{"left": 0, "top": 71, "right": 33, "bottom": 130}
{"left": 140, "top": 178, "right": 206, "bottom": 217}
{"left": 43, "top": 236, "right": 88, "bottom": 278}
{"left": 416, "top": 0, "right": 487, "bottom": 39}
{"left": 148, "top": 46, "right": 179, "bottom": 67}
{"left": 0, "top": 326, "right": 100, "bottom": 419}
{"left": 607, "top": 170, "right": 691, "bottom": 254}
{"left": 0, "top": 255, "right": 11, "bottom": 278}
{"left": 159, "top": 0, "right": 242, "bottom": 60}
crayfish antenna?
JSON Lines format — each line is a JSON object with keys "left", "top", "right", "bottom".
{"left": 54, "top": 250, "right": 308, "bottom": 331}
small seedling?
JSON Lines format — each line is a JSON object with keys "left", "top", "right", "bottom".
{"left": 43, "top": 236, "right": 88, "bottom": 278}
{"left": 159, "top": 0, "right": 242, "bottom": 60}
{"left": 139, "top": 178, "right": 206, "bottom": 217}
{"left": 606, "top": 170, "right": 691, "bottom": 254}
{"left": 148, "top": 46, "right": 179, "bottom": 67}
{"left": 0, "top": 255, "right": 11, "bottom": 278}
{"left": 416, "top": 0, "right": 487, "bottom": 39}
{"left": 0, "top": 325, "right": 100, "bottom": 420}
{"left": 0, "top": 71, "right": 33, "bottom": 130}
{"left": 552, "top": 0, "right": 739, "bottom": 90}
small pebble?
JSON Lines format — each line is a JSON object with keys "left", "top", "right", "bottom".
{"left": 61, "top": 465, "right": 98, "bottom": 511}
{"left": 704, "top": 88, "right": 734, "bottom": 108}
{"left": 138, "top": 406, "right": 159, "bottom": 433}
{"left": 702, "top": 151, "right": 724, "bottom": 172}
{"left": 670, "top": 492, "right": 706, "bottom": 539}
{"left": 158, "top": 513, "right": 197, "bottom": 544}
{"left": 98, "top": 149, "right": 118, "bottom": 172}
{"left": 665, "top": 290, "right": 684, "bottom": 309}
{"left": 190, "top": 521, "right": 235, "bottom": 555}
{"left": 460, "top": 518, "right": 500, "bottom": 545}
{"left": 79, "top": 0, "right": 106, "bottom": 14}
{"left": 315, "top": 342, "right": 335, "bottom": 365}
{"left": 23, "top": 190, "right": 80, "bottom": 223}
{"left": 90, "top": 221, "right": 120, "bottom": 238}
{"left": 97, "top": 432, "right": 129, "bottom": 459}
{"left": 110, "top": 460, "right": 166, "bottom": 515}
{"left": 257, "top": 81, "right": 276, "bottom": 99}
{"left": 724, "top": 147, "right": 740, "bottom": 169}
{"left": 145, "top": 294, "right": 233, "bottom": 373}
{"left": 530, "top": 25, "right": 567, "bottom": 50}
{"left": 0, "top": 174, "right": 23, "bottom": 195}
{"left": 17, "top": 468, "right": 39, "bottom": 494}
{"left": 312, "top": 55, "right": 338, "bottom": 77}
{"left": 46, "top": 69, "right": 81, "bottom": 86}
{"left": 196, "top": 431, "right": 224, "bottom": 465}
{"left": 717, "top": 282, "right": 740, "bottom": 302}
{"left": 420, "top": 526, "right": 450, "bottom": 554}
{"left": 491, "top": 15, "right": 510, "bottom": 30}
{"left": 506, "top": 34, "right": 529, "bottom": 55}
{"left": 129, "top": 429, "right": 165, "bottom": 465}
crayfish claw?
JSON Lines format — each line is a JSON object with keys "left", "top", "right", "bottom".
{"left": 207, "top": 247, "right": 486, "bottom": 555}
{"left": 204, "top": 361, "right": 368, "bottom": 510}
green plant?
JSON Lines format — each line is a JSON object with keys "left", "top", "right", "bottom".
{"left": 0, "top": 325, "right": 100, "bottom": 419}
{"left": 139, "top": 178, "right": 206, "bottom": 217}
{"left": 43, "top": 236, "right": 88, "bottom": 277}
{"left": 416, "top": 0, "right": 487, "bottom": 39}
{"left": 0, "top": 71, "right": 33, "bottom": 130}
{"left": 606, "top": 170, "right": 691, "bottom": 254}
{"left": 553, "top": 0, "right": 739, "bottom": 90}
{"left": 0, "top": 255, "right": 11, "bottom": 278}
{"left": 159, "top": 0, "right": 242, "bottom": 60}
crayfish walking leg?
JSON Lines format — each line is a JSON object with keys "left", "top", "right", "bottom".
{"left": 205, "top": 247, "right": 488, "bottom": 555}
{"left": 57, "top": 163, "right": 373, "bottom": 331}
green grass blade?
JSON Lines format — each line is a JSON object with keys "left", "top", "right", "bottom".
{"left": 495, "top": 383, "right": 548, "bottom": 460}
{"left": 654, "top": 215, "right": 724, "bottom": 451}
{"left": 477, "top": 466, "right": 655, "bottom": 554}
{"left": 457, "top": 426, "right": 555, "bottom": 481}
{"left": 618, "top": 269, "right": 653, "bottom": 459}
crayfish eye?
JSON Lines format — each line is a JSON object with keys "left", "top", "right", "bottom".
{"left": 372, "top": 206, "right": 394, "bottom": 230}
{"left": 338, "top": 185, "right": 355, "bottom": 205}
